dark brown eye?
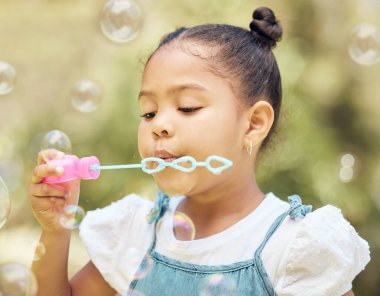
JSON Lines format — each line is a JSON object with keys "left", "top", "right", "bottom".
{"left": 178, "top": 107, "right": 202, "bottom": 113}
{"left": 140, "top": 112, "right": 156, "bottom": 119}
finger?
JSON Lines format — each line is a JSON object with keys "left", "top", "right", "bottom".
{"left": 30, "top": 195, "right": 66, "bottom": 213}
{"left": 37, "top": 149, "right": 65, "bottom": 165}
{"left": 29, "top": 183, "right": 69, "bottom": 198}
{"left": 31, "top": 164, "right": 64, "bottom": 184}
{"left": 59, "top": 179, "right": 80, "bottom": 205}
{"left": 49, "top": 197, "right": 67, "bottom": 212}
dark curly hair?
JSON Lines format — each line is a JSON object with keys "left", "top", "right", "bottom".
{"left": 147, "top": 7, "right": 283, "bottom": 147}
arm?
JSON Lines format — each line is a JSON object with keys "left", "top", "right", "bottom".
{"left": 31, "top": 231, "right": 72, "bottom": 296}
{"left": 32, "top": 232, "right": 115, "bottom": 296}
{"left": 70, "top": 261, "right": 116, "bottom": 296}
{"left": 342, "top": 291, "right": 354, "bottom": 296}
{"left": 29, "top": 150, "right": 115, "bottom": 296}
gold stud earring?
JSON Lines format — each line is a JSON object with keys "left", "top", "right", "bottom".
{"left": 246, "top": 140, "right": 253, "bottom": 155}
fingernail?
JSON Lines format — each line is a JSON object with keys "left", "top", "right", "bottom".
{"left": 65, "top": 192, "right": 72, "bottom": 198}
{"left": 55, "top": 166, "right": 64, "bottom": 174}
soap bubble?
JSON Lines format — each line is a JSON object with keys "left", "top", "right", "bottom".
{"left": 100, "top": 0, "right": 143, "bottom": 43}
{"left": 199, "top": 274, "right": 237, "bottom": 296}
{"left": 118, "top": 247, "right": 153, "bottom": 281}
{"left": 0, "top": 61, "right": 16, "bottom": 95}
{"left": 40, "top": 130, "right": 72, "bottom": 153}
{"left": 32, "top": 242, "right": 46, "bottom": 262}
{"left": 0, "top": 263, "right": 38, "bottom": 296}
{"left": 59, "top": 205, "right": 85, "bottom": 229}
{"left": 71, "top": 80, "right": 101, "bottom": 113}
{"left": 348, "top": 23, "right": 380, "bottom": 65}
{"left": 134, "top": 254, "right": 153, "bottom": 280}
{"left": 0, "top": 175, "right": 10, "bottom": 229}
{"left": 173, "top": 211, "right": 196, "bottom": 241}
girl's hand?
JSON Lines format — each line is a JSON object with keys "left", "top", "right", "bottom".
{"left": 28, "top": 149, "right": 81, "bottom": 233}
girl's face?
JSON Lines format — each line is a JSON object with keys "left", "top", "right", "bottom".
{"left": 138, "top": 44, "right": 248, "bottom": 196}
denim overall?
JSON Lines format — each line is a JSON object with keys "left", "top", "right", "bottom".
{"left": 128, "top": 192, "right": 312, "bottom": 296}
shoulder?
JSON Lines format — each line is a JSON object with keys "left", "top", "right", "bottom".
{"left": 79, "top": 193, "right": 155, "bottom": 294}
{"left": 272, "top": 204, "right": 370, "bottom": 296}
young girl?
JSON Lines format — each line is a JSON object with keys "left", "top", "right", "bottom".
{"left": 28, "top": 7, "right": 370, "bottom": 296}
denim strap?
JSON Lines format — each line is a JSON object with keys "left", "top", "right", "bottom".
{"left": 146, "top": 191, "right": 170, "bottom": 252}
{"left": 253, "top": 195, "right": 312, "bottom": 295}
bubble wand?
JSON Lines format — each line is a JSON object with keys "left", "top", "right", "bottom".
{"left": 42, "top": 155, "right": 233, "bottom": 184}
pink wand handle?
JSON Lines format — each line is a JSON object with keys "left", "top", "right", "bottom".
{"left": 42, "top": 155, "right": 100, "bottom": 184}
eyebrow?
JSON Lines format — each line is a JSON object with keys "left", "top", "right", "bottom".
{"left": 138, "top": 83, "right": 207, "bottom": 99}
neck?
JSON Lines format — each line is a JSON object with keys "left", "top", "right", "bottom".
{"left": 175, "top": 172, "right": 265, "bottom": 239}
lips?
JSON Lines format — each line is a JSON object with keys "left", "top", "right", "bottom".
{"left": 154, "top": 149, "right": 179, "bottom": 162}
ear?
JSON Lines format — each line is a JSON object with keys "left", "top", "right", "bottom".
{"left": 243, "top": 101, "right": 275, "bottom": 148}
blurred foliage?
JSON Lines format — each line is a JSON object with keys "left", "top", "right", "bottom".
{"left": 0, "top": 0, "right": 379, "bottom": 295}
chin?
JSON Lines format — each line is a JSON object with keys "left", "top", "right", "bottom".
{"left": 158, "top": 184, "right": 192, "bottom": 197}
{"left": 154, "top": 176, "right": 195, "bottom": 197}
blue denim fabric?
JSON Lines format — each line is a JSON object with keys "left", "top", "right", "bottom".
{"left": 128, "top": 194, "right": 310, "bottom": 296}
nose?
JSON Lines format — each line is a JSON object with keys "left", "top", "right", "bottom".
{"left": 152, "top": 114, "right": 174, "bottom": 138}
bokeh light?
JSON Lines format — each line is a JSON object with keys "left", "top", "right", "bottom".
{"left": 339, "top": 153, "right": 356, "bottom": 183}
{"left": 59, "top": 205, "right": 85, "bottom": 230}
{"left": 40, "top": 130, "right": 72, "bottom": 153}
{"left": 341, "top": 153, "right": 355, "bottom": 167}
{"left": 339, "top": 166, "right": 354, "bottom": 183}
{"left": 100, "top": 0, "right": 143, "bottom": 43}
{"left": 348, "top": 23, "right": 380, "bottom": 65}
{"left": 32, "top": 242, "right": 46, "bottom": 262}
{"left": 0, "top": 175, "right": 10, "bottom": 230}
{"left": 199, "top": 274, "right": 237, "bottom": 296}
{"left": 0, "top": 263, "right": 38, "bottom": 296}
{"left": 173, "top": 211, "right": 196, "bottom": 241}
{"left": 71, "top": 79, "right": 101, "bottom": 113}
{"left": 0, "top": 61, "right": 16, "bottom": 95}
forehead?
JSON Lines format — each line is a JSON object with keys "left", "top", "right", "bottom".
{"left": 142, "top": 43, "right": 229, "bottom": 90}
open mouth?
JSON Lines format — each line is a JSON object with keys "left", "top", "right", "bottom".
{"left": 161, "top": 157, "right": 177, "bottom": 162}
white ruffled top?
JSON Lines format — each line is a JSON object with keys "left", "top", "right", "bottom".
{"left": 79, "top": 193, "right": 370, "bottom": 296}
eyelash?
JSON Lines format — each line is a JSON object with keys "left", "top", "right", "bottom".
{"left": 140, "top": 107, "right": 202, "bottom": 119}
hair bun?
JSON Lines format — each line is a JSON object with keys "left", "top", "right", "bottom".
{"left": 249, "top": 7, "right": 282, "bottom": 48}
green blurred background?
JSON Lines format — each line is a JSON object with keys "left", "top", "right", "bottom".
{"left": 0, "top": 0, "right": 379, "bottom": 294}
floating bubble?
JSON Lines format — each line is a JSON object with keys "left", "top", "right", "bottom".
{"left": 59, "top": 205, "right": 85, "bottom": 229}
{"left": 0, "top": 263, "right": 38, "bottom": 296}
{"left": 134, "top": 254, "right": 153, "bottom": 280}
{"left": 100, "top": 0, "right": 143, "bottom": 43}
{"left": 339, "top": 166, "right": 354, "bottom": 183}
{"left": 32, "top": 242, "right": 46, "bottom": 262}
{"left": 348, "top": 23, "right": 380, "bottom": 65}
{"left": 341, "top": 153, "right": 355, "bottom": 167}
{"left": 0, "top": 61, "right": 16, "bottom": 95}
{"left": 199, "top": 274, "right": 237, "bottom": 296}
{"left": 71, "top": 80, "right": 101, "bottom": 113}
{"left": 118, "top": 247, "right": 153, "bottom": 281}
{"left": 173, "top": 211, "right": 196, "bottom": 241}
{"left": 0, "top": 176, "right": 10, "bottom": 229}
{"left": 40, "top": 130, "right": 72, "bottom": 153}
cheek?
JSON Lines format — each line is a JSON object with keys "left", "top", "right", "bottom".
{"left": 137, "top": 124, "right": 149, "bottom": 157}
